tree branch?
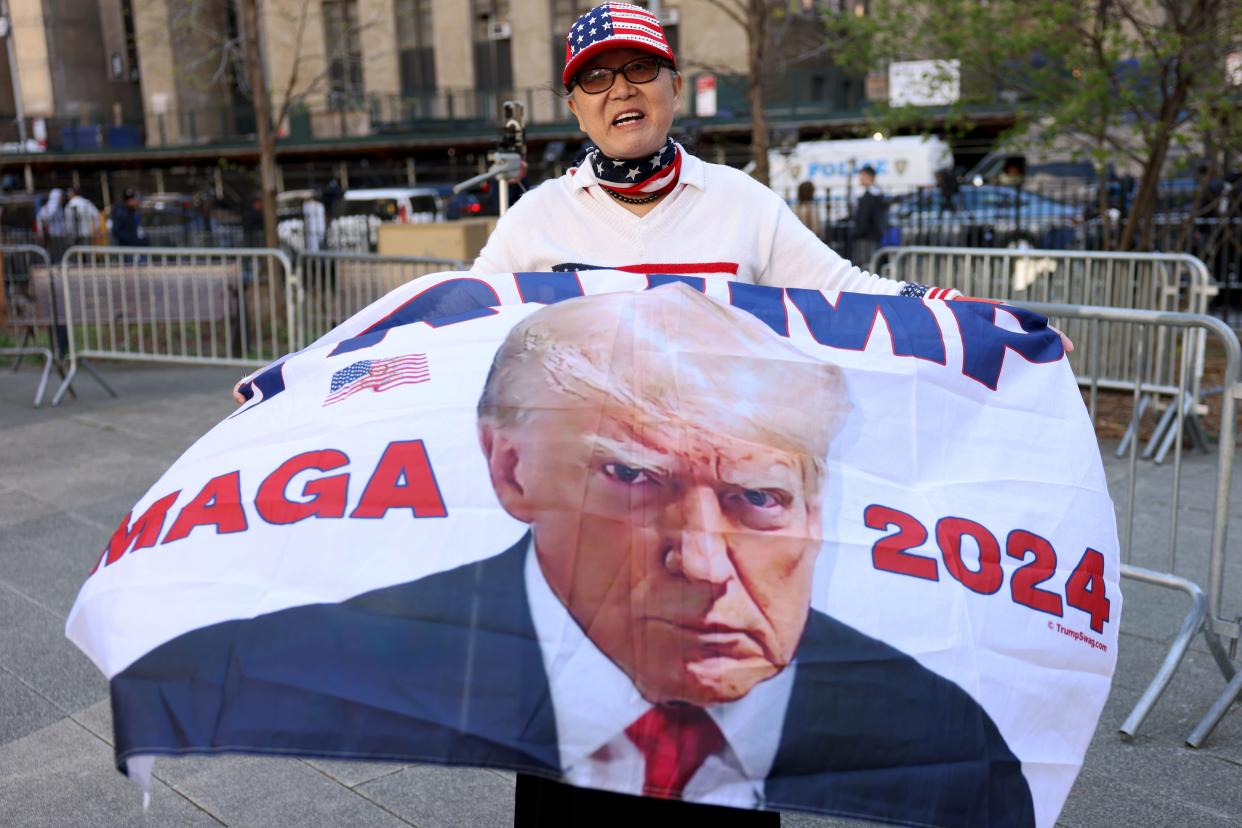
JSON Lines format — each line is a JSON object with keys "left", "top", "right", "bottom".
{"left": 700, "top": 0, "right": 748, "bottom": 30}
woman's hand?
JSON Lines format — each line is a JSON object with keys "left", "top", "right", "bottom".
{"left": 233, "top": 377, "right": 248, "bottom": 405}
{"left": 1052, "top": 326, "right": 1075, "bottom": 354}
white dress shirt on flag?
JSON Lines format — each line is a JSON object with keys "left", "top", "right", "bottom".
{"left": 525, "top": 539, "right": 795, "bottom": 809}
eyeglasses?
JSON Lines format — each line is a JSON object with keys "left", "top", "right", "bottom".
{"left": 571, "top": 57, "right": 670, "bottom": 94}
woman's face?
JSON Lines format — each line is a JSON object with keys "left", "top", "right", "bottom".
{"left": 567, "top": 47, "right": 681, "bottom": 160}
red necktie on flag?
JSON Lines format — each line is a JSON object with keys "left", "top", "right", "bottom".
{"left": 625, "top": 704, "right": 726, "bottom": 799}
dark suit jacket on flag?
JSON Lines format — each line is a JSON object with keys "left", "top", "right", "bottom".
{"left": 113, "top": 535, "right": 1035, "bottom": 827}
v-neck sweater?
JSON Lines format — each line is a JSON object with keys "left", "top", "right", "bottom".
{"left": 471, "top": 149, "right": 947, "bottom": 298}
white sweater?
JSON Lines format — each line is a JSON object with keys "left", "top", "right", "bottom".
{"left": 472, "top": 149, "right": 952, "bottom": 299}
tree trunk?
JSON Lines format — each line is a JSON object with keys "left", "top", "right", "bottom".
{"left": 239, "top": 0, "right": 279, "bottom": 250}
{"left": 0, "top": 230, "right": 7, "bottom": 328}
{"left": 747, "top": 0, "right": 770, "bottom": 186}
{"left": 1119, "top": 81, "right": 1188, "bottom": 251}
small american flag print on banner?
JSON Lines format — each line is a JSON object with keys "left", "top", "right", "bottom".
{"left": 324, "top": 354, "right": 429, "bottom": 406}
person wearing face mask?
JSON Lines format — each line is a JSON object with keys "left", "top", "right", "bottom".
{"left": 470, "top": 3, "right": 954, "bottom": 303}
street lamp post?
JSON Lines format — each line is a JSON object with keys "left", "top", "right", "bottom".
{"left": 0, "top": 0, "right": 27, "bottom": 146}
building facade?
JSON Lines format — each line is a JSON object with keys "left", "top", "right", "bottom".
{"left": 1, "top": 0, "right": 869, "bottom": 151}
{"left": 0, "top": 0, "right": 914, "bottom": 204}
{"left": 0, "top": 0, "right": 144, "bottom": 147}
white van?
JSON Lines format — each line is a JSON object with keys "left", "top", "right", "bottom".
{"left": 340, "top": 188, "right": 444, "bottom": 225}
{"left": 768, "top": 136, "right": 953, "bottom": 218}
{"left": 278, "top": 187, "right": 446, "bottom": 253}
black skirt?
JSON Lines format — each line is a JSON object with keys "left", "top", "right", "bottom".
{"left": 513, "top": 773, "right": 780, "bottom": 826}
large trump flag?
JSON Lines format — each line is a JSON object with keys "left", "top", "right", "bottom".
{"left": 67, "top": 271, "right": 1118, "bottom": 827}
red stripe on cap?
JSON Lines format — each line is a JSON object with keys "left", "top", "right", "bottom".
{"left": 612, "top": 11, "right": 663, "bottom": 27}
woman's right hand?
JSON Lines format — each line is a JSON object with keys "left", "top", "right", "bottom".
{"left": 232, "top": 378, "right": 248, "bottom": 405}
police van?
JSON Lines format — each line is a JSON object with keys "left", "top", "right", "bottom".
{"left": 768, "top": 136, "right": 954, "bottom": 220}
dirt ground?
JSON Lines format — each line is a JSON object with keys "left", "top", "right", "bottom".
{"left": 1085, "top": 335, "right": 1238, "bottom": 445}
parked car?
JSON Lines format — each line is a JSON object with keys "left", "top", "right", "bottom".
{"left": 110, "top": 193, "right": 255, "bottom": 249}
{"left": 446, "top": 181, "right": 502, "bottom": 219}
{"left": 340, "top": 187, "right": 442, "bottom": 223}
{"left": 890, "top": 185, "right": 1085, "bottom": 249}
{"left": 124, "top": 193, "right": 217, "bottom": 247}
{"left": 0, "top": 193, "right": 41, "bottom": 244}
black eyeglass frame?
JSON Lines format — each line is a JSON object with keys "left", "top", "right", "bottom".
{"left": 569, "top": 57, "right": 675, "bottom": 94}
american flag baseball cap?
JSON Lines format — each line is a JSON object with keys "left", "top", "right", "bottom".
{"left": 562, "top": 3, "right": 676, "bottom": 89}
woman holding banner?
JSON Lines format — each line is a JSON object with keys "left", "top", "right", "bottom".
{"left": 476, "top": 4, "right": 956, "bottom": 827}
{"left": 231, "top": 1, "right": 956, "bottom": 410}
{"left": 226, "top": 11, "right": 1067, "bottom": 826}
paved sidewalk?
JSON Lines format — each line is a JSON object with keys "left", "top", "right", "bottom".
{"left": 0, "top": 362, "right": 1239, "bottom": 827}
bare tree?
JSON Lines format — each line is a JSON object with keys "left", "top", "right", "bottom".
{"left": 697, "top": 0, "right": 838, "bottom": 186}
{"left": 699, "top": 0, "right": 776, "bottom": 185}
{"left": 238, "top": 0, "right": 278, "bottom": 248}
{"left": 0, "top": 246, "right": 7, "bottom": 329}
{"left": 165, "top": 0, "right": 384, "bottom": 248}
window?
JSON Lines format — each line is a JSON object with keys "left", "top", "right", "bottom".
{"left": 395, "top": 0, "right": 436, "bottom": 94}
{"left": 322, "top": 0, "right": 365, "bottom": 109}
{"left": 120, "top": 0, "right": 140, "bottom": 82}
{"left": 471, "top": 0, "right": 513, "bottom": 94}
{"left": 472, "top": 0, "right": 512, "bottom": 39}
{"left": 550, "top": 0, "right": 591, "bottom": 82}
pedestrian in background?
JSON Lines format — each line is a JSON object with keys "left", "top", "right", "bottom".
{"left": 242, "top": 193, "right": 264, "bottom": 248}
{"left": 110, "top": 188, "right": 146, "bottom": 247}
{"left": 851, "top": 165, "right": 887, "bottom": 267}
{"left": 303, "top": 190, "right": 327, "bottom": 252}
{"left": 321, "top": 179, "right": 343, "bottom": 219}
{"left": 794, "top": 179, "right": 821, "bottom": 238}
{"left": 37, "top": 188, "right": 71, "bottom": 261}
{"left": 37, "top": 188, "right": 67, "bottom": 239}
{"left": 65, "top": 187, "right": 101, "bottom": 244}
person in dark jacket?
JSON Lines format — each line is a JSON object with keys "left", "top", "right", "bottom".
{"left": 852, "top": 165, "right": 887, "bottom": 266}
{"left": 110, "top": 189, "right": 145, "bottom": 247}
{"left": 241, "top": 193, "right": 265, "bottom": 248}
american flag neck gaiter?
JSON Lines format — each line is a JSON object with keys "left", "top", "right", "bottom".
{"left": 583, "top": 137, "right": 682, "bottom": 198}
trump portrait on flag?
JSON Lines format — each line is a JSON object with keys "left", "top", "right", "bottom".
{"left": 109, "top": 284, "right": 1036, "bottom": 826}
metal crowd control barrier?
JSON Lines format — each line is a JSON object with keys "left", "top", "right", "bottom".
{"left": 875, "top": 247, "right": 1219, "bottom": 463}
{"left": 52, "top": 246, "right": 294, "bottom": 406}
{"left": 1, "top": 243, "right": 58, "bottom": 406}
{"left": 294, "top": 251, "right": 465, "bottom": 348}
{"left": 1021, "top": 302, "right": 1240, "bottom": 747}
{"left": 871, "top": 246, "right": 1216, "bottom": 314}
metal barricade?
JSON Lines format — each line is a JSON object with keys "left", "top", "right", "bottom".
{"left": 1021, "top": 302, "right": 1240, "bottom": 746}
{"left": 53, "top": 246, "right": 294, "bottom": 406}
{"left": 875, "top": 247, "right": 1219, "bottom": 463}
{"left": 295, "top": 251, "right": 465, "bottom": 348}
{"left": 872, "top": 246, "right": 1215, "bottom": 312}
{"left": 1, "top": 243, "right": 57, "bottom": 406}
